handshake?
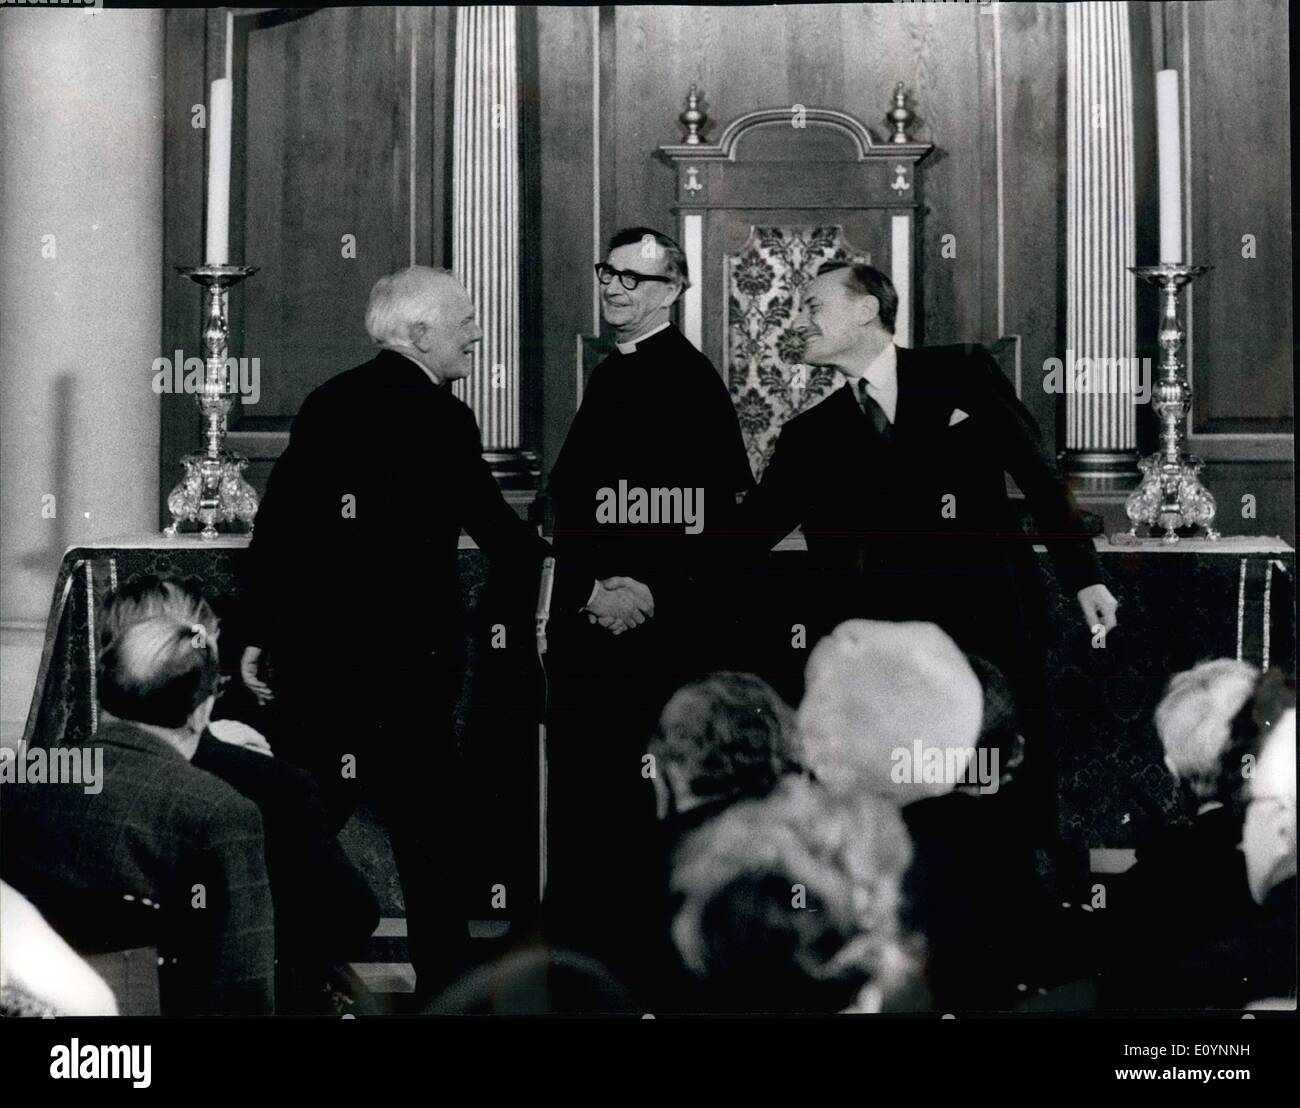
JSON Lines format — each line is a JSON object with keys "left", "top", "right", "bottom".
{"left": 584, "top": 576, "right": 655, "bottom": 635}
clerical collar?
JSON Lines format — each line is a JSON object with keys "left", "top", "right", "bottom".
{"left": 615, "top": 320, "right": 671, "bottom": 354}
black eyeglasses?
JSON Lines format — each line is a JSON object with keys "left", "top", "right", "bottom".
{"left": 594, "top": 263, "right": 676, "bottom": 292}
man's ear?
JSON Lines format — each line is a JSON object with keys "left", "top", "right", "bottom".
{"left": 407, "top": 320, "right": 430, "bottom": 350}
{"left": 860, "top": 294, "right": 880, "bottom": 326}
{"left": 660, "top": 282, "right": 683, "bottom": 312}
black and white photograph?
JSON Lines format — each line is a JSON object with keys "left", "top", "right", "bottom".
{"left": 0, "top": 0, "right": 1294, "bottom": 1084}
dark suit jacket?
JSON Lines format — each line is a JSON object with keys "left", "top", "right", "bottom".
{"left": 0, "top": 720, "right": 276, "bottom": 1015}
{"left": 734, "top": 343, "right": 1103, "bottom": 664}
{"left": 246, "top": 348, "right": 550, "bottom": 685}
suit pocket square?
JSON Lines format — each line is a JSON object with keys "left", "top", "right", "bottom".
{"left": 948, "top": 409, "right": 971, "bottom": 427}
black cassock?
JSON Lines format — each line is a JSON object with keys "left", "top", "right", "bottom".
{"left": 544, "top": 324, "right": 752, "bottom": 976}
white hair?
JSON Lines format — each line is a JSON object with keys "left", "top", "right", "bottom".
{"left": 363, "top": 266, "right": 457, "bottom": 346}
{"left": 669, "top": 776, "right": 913, "bottom": 998}
{"left": 796, "top": 620, "right": 982, "bottom": 801}
{"left": 1154, "top": 658, "right": 1259, "bottom": 798}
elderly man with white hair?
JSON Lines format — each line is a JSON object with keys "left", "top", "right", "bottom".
{"left": 1103, "top": 659, "right": 1264, "bottom": 993}
{"left": 243, "top": 266, "right": 551, "bottom": 1003}
{"left": 795, "top": 619, "right": 1090, "bottom": 1009}
{"left": 1111, "top": 705, "right": 1297, "bottom": 1009}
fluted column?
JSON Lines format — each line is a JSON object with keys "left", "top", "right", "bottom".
{"left": 453, "top": 7, "right": 533, "bottom": 486}
{"left": 1065, "top": 1, "right": 1139, "bottom": 476}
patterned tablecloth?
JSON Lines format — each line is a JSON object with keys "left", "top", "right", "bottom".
{"left": 21, "top": 533, "right": 1295, "bottom": 850}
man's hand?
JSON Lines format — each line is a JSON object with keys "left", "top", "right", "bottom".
{"left": 585, "top": 576, "right": 655, "bottom": 635}
{"left": 1077, "top": 583, "right": 1119, "bottom": 636}
{"left": 239, "top": 645, "right": 274, "bottom": 704}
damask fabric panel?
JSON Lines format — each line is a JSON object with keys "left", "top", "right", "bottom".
{"left": 727, "top": 226, "right": 868, "bottom": 478}
{"left": 21, "top": 542, "right": 1296, "bottom": 848}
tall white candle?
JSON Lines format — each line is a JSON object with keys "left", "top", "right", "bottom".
{"left": 205, "top": 78, "right": 233, "bottom": 265}
{"left": 1156, "top": 69, "right": 1183, "bottom": 264}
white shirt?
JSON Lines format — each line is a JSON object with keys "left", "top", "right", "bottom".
{"left": 852, "top": 342, "right": 898, "bottom": 425}
{"left": 615, "top": 319, "right": 671, "bottom": 354}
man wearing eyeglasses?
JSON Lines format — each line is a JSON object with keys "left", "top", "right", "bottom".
{"left": 544, "top": 227, "right": 753, "bottom": 983}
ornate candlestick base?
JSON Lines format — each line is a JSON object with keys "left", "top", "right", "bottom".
{"left": 164, "top": 264, "right": 260, "bottom": 540}
{"left": 1124, "top": 263, "right": 1217, "bottom": 544}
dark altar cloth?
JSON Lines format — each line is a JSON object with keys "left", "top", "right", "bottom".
{"left": 16, "top": 534, "right": 1297, "bottom": 864}
{"left": 725, "top": 535, "right": 1294, "bottom": 848}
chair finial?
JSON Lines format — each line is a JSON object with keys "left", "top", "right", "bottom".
{"left": 680, "top": 85, "right": 708, "bottom": 145}
{"left": 887, "top": 82, "right": 915, "bottom": 144}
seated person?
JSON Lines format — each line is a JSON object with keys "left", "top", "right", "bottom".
{"left": 606, "top": 672, "right": 806, "bottom": 1009}
{"left": 648, "top": 671, "right": 806, "bottom": 840}
{"left": 1119, "top": 706, "right": 1296, "bottom": 1010}
{"left": 1111, "top": 660, "right": 1261, "bottom": 955}
{"left": 0, "top": 880, "right": 118, "bottom": 1017}
{"left": 796, "top": 620, "right": 1074, "bottom": 1010}
{"left": 1239, "top": 705, "right": 1297, "bottom": 1003}
{"left": 668, "top": 775, "right": 916, "bottom": 1014}
{"left": 98, "top": 575, "right": 379, "bottom": 1013}
{"left": 1, "top": 614, "right": 275, "bottom": 1015}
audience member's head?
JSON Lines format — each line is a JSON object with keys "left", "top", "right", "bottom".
{"left": 1242, "top": 708, "right": 1297, "bottom": 906}
{"left": 669, "top": 775, "right": 915, "bottom": 1012}
{"left": 100, "top": 575, "right": 219, "bottom": 655}
{"left": 0, "top": 881, "right": 118, "bottom": 1017}
{"left": 427, "top": 947, "right": 637, "bottom": 1015}
{"left": 647, "top": 672, "right": 802, "bottom": 820}
{"left": 797, "top": 620, "right": 982, "bottom": 800}
{"left": 1154, "top": 659, "right": 1260, "bottom": 802}
{"left": 98, "top": 614, "right": 222, "bottom": 735}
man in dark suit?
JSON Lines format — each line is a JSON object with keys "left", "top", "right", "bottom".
{"left": 735, "top": 262, "right": 1119, "bottom": 838}
{"left": 240, "top": 266, "right": 550, "bottom": 1001}
{"left": 544, "top": 227, "right": 754, "bottom": 960}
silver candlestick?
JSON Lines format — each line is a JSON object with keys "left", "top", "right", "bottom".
{"left": 164, "top": 264, "right": 260, "bottom": 540}
{"left": 1124, "top": 263, "right": 1217, "bottom": 543}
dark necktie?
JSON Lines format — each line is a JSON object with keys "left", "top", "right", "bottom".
{"left": 857, "top": 378, "right": 893, "bottom": 442}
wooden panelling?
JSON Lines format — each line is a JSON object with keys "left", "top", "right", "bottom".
{"left": 241, "top": 7, "right": 408, "bottom": 420}
{"left": 1177, "top": 0, "right": 1292, "bottom": 447}
{"left": 536, "top": 3, "right": 1022, "bottom": 481}
{"left": 154, "top": 3, "right": 1290, "bottom": 537}
{"left": 1000, "top": 2, "right": 1068, "bottom": 447}
{"left": 161, "top": 7, "right": 453, "bottom": 510}
{"left": 537, "top": 6, "right": 598, "bottom": 480}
